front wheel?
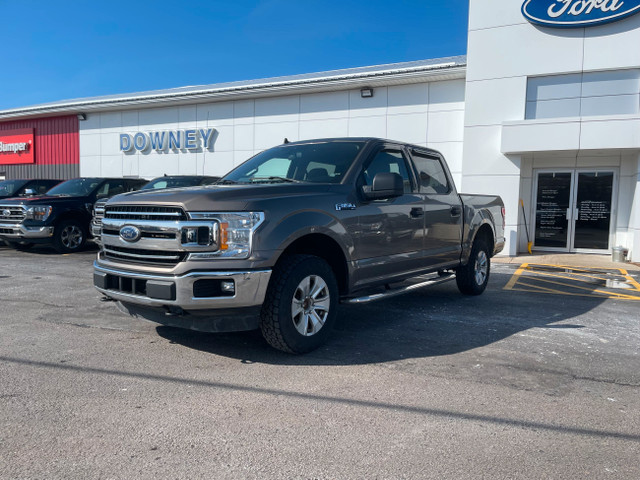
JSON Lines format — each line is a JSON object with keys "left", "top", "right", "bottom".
{"left": 260, "top": 254, "right": 339, "bottom": 354}
{"left": 53, "top": 220, "right": 87, "bottom": 253}
{"left": 456, "top": 239, "right": 490, "bottom": 295}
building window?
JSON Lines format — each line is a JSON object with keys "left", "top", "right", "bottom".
{"left": 525, "top": 69, "right": 640, "bottom": 120}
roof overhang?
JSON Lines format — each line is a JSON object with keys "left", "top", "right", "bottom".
{"left": 0, "top": 60, "right": 466, "bottom": 121}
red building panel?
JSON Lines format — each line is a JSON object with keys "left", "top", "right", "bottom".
{"left": 0, "top": 115, "right": 78, "bottom": 166}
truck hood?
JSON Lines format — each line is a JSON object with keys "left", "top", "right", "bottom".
{"left": 0, "top": 194, "right": 92, "bottom": 206}
{"left": 106, "top": 183, "right": 339, "bottom": 211}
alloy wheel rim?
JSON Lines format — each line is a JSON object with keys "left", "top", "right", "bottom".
{"left": 474, "top": 250, "right": 488, "bottom": 285}
{"left": 291, "top": 275, "right": 330, "bottom": 336}
{"left": 61, "top": 226, "right": 83, "bottom": 249}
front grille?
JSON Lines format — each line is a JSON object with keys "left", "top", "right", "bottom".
{"left": 102, "top": 228, "right": 176, "bottom": 240}
{"left": 105, "top": 205, "right": 187, "bottom": 221}
{"left": 0, "top": 205, "right": 26, "bottom": 223}
{"left": 104, "top": 245, "right": 187, "bottom": 265}
{"left": 93, "top": 205, "right": 105, "bottom": 227}
{"left": 0, "top": 227, "right": 16, "bottom": 234}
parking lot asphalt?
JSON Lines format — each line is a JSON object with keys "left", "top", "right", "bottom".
{"left": 1, "top": 244, "right": 639, "bottom": 479}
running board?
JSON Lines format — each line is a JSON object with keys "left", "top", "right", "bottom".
{"left": 341, "top": 273, "right": 456, "bottom": 305}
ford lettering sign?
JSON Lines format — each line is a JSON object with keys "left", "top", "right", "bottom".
{"left": 120, "top": 225, "right": 141, "bottom": 242}
{"left": 522, "top": 0, "right": 640, "bottom": 27}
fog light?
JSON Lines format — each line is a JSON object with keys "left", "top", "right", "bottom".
{"left": 220, "top": 281, "right": 235, "bottom": 293}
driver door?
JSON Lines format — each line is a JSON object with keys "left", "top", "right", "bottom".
{"left": 352, "top": 146, "right": 425, "bottom": 287}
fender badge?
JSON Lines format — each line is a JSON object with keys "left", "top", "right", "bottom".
{"left": 335, "top": 203, "right": 356, "bottom": 211}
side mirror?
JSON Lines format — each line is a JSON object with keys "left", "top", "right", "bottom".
{"left": 362, "top": 172, "right": 404, "bottom": 200}
{"left": 22, "top": 188, "right": 37, "bottom": 196}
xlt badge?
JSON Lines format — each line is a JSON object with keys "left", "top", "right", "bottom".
{"left": 335, "top": 203, "right": 356, "bottom": 211}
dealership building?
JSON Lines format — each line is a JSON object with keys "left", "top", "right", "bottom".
{"left": 1, "top": 0, "right": 640, "bottom": 260}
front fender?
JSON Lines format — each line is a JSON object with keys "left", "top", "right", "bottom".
{"left": 255, "top": 209, "right": 354, "bottom": 263}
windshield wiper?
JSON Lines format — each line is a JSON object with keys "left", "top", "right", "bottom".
{"left": 251, "top": 176, "right": 302, "bottom": 184}
{"left": 216, "top": 179, "right": 239, "bottom": 185}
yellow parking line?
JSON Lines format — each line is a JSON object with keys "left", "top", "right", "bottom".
{"left": 503, "top": 262, "right": 640, "bottom": 300}
{"left": 532, "top": 276, "right": 640, "bottom": 300}
{"left": 621, "top": 269, "right": 640, "bottom": 290}
{"left": 515, "top": 280, "right": 640, "bottom": 300}
{"left": 522, "top": 269, "right": 640, "bottom": 292}
{"left": 503, "top": 263, "right": 528, "bottom": 291}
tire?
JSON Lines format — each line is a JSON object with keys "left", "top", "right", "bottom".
{"left": 53, "top": 220, "right": 87, "bottom": 253}
{"left": 260, "top": 254, "right": 339, "bottom": 354}
{"left": 456, "top": 239, "right": 490, "bottom": 295}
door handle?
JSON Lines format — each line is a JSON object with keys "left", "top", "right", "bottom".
{"left": 410, "top": 207, "right": 424, "bottom": 218}
{"left": 450, "top": 206, "right": 462, "bottom": 217}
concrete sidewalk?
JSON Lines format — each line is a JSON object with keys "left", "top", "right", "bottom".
{"left": 493, "top": 252, "right": 640, "bottom": 271}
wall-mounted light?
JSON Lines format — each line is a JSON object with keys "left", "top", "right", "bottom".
{"left": 77, "top": 113, "right": 87, "bottom": 121}
{"left": 360, "top": 87, "right": 374, "bottom": 98}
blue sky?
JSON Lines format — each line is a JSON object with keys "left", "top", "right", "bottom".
{"left": 1, "top": 0, "right": 469, "bottom": 111}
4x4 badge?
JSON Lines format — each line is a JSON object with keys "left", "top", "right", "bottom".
{"left": 335, "top": 203, "right": 356, "bottom": 211}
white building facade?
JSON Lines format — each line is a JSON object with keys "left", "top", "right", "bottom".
{"left": 1, "top": 0, "right": 639, "bottom": 260}
{"left": 463, "top": 0, "right": 640, "bottom": 258}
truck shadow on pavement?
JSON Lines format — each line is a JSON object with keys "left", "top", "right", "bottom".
{"left": 156, "top": 270, "right": 602, "bottom": 366}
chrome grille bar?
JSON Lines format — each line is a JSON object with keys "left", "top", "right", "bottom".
{"left": 0, "top": 205, "right": 27, "bottom": 223}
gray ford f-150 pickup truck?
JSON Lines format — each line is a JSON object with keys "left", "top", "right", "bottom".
{"left": 94, "top": 138, "right": 505, "bottom": 353}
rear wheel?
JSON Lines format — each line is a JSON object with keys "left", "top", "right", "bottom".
{"left": 260, "top": 254, "right": 338, "bottom": 354}
{"left": 53, "top": 220, "right": 87, "bottom": 253}
{"left": 456, "top": 239, "right": 490, "bottom": 295}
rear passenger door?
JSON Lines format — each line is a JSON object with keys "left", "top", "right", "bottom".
{"left": 352, "top": 146, "right": 426, "bottom": 286}
{"left": 410, "top": 150, "right": 463, "bottom": 267}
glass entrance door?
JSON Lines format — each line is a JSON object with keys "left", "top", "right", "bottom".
{"left": 573, "top": 172, "right": 614, "bottom": 250}
{"left": 533, "top": 170, "right": 615, "bottom": 252}
{"left": 534, "top": 172, "right": 572, "bottom": 249}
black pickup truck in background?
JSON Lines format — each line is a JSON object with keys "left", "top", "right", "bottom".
{"left": 0, "top": 179, "right": 61, "bottom": 200}
{"left": 94, "top": 138, "right": 505, "bottom": 353}
{"left": 0, "top": 177, "right": 147, "bottom": 253}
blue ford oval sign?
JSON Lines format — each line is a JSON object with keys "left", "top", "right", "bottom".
{"left": 119, "top": 225, "right": 141, "bottom": 242}
{"left": 522, "top": 0, "right": 640, "bottom": 27}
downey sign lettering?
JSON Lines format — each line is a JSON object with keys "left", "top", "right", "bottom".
{"left": 120, "top": 128, "right": 215, "bottom": 153}
{"left": 522, "top": 0, "right": 640, "bottom": 27}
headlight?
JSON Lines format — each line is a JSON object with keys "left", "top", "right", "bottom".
{"left": 25, "top": 205, "right": 53, "bottom": 222}
{"left": 187, "top": 212, "right": 264, "bottom": 259}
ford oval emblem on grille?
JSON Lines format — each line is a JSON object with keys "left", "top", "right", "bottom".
{"left": 119, "top": 225, "right": 141, "bottom": 242}
{"left": 1, "top": 209, "right": 10, "bottom": 217}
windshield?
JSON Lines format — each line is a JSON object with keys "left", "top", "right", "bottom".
{"left": 222, "top": 141, "right": 365, "bottom": 184}
{"left": 141, "top": 176, "right": 206, "bottom": 190}
{"left": 0, "top": 180, "right": 27, "bottom": 196}
{"left": 46, "top": 178, "right": 103, "bottom": 197}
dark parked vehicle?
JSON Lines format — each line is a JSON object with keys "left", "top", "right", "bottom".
{"left": 0, "top": 177, "right": 147, "bottom": 253}
{"left": 0, "top": 179, "right": 61, "bottom": 199}
{"left": 91, "top": 175, "right": 220, "bottom": 245}
{"left": 94, "top": 138, "right": 505, "bottom": 353}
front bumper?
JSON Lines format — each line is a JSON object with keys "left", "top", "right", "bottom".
{"left": 93, "top": 262, "right": 272, "bottom": 311}
{"left": 0, "top": 223, "right": 54, "bottom": 239}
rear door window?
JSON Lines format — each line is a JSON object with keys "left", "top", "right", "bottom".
{"left": 412, "top": 152, "right": 450, "bottom": 194}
